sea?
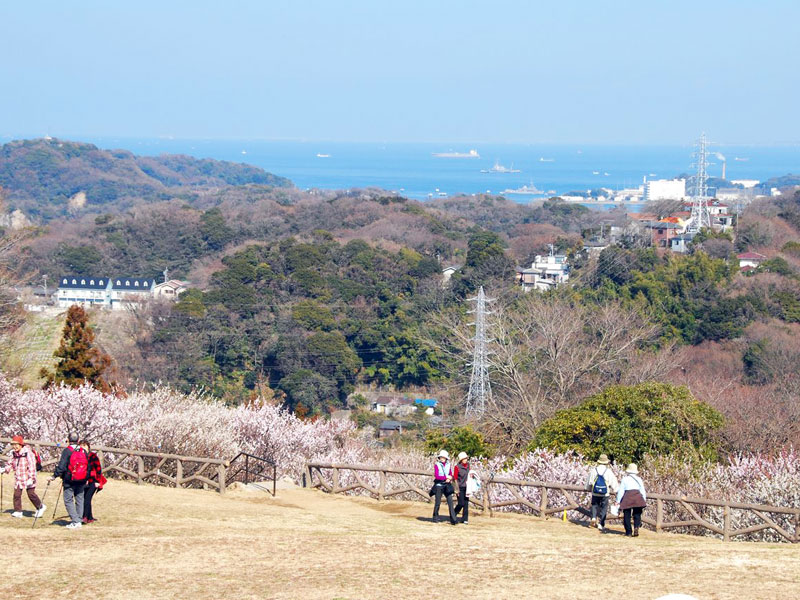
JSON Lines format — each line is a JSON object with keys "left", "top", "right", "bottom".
{"left": 59, "top": 137, "right": 800, "bottom": 208}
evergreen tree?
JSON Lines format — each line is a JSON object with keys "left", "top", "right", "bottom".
{"left": 41, "top": 305, "right": 113, "bottom": 393}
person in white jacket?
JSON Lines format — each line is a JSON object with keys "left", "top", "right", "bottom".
{"left": 616, "top": 463, "right": 647, "bottom": 537}
{"left": 585, "top": 454, "right": 619, "bottom": 532}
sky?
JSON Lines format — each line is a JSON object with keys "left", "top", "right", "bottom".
{"left": 1, "top": 1, "right": 799, "bottom": 144}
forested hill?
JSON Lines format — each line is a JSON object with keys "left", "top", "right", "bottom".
{"left": 0, "top": 138, "right": 292, "bottom": 221}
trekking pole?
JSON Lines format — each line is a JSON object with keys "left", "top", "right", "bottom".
{"left": 1, "top": 471, "right": 4, "bottom": 513}
{"left": 31, "top": 480, "right": 52, "bottom": 529}
{"left": 52, "top": 480, "right": 63, "bottom": 521}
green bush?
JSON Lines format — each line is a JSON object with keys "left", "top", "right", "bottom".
{"left": 530, "top": 383, "right": 723, "bottom": 464}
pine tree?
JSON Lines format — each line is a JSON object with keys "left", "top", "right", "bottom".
{"left": 41, "top": 305, "right": 113, "bottom": 393}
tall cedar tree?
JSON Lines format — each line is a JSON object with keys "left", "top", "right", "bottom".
{"left": 41, "top": 305, "right": 113, "bottom": 393}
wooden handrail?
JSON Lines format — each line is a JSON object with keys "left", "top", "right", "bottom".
{"left": 306, "top": 461, "right": 800, "bottom": 543}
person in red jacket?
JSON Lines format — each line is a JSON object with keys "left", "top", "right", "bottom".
{"left": 80, "top": 440, "right": 106, "bottom": 524}
{"left": 3, "top": 435, "right": 46, "bottom": 519}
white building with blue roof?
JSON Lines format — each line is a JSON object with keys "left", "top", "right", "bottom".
{"left": 57, "top": 276, "right": 157, "bottom": 310}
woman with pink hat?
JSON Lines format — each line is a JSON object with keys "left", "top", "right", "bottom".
{"left": 3, "top": 436, "right": 46, "bottom": 519}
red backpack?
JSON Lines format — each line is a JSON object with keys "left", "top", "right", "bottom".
{"left": 68, "top": 447, "right": 89, "bottom": 482}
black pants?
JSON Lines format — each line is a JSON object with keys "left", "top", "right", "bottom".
{"left": 432, "top": 483, "right": 456, "bottom": 523}
{"left": 623, "top": 507, "right": 643, "bottom": 535}
{"left": 83, "top": 482, "right": 97, "bottom": 520}
{"left": 454, "top": 486, "right": 469, "bottom": 522}
{"left": 590, "top": 495, "right": 609, "bottom": 526}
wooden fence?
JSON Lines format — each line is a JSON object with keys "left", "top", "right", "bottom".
{"left": 306, "top": 461, "right": 800, "bottom": 544}
{"left": 1, "top": 438, "right": 228, "bottom": 494}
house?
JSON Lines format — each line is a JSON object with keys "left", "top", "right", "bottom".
{"left": 737, "top": 252, "right": 767, "bottom": 269}
{"left": 56, "top": 276, "right": 111, "bottom": 309}
{"left": 109, "top": 277, "right": 156, "bottom": 310}
{"left": 441, "top": 265, "right": 462, "bottom": 284}
{"left": 153, "top": 279, "right": 190, "bottom": 300}
{"left": 371, "top": 396, "right": 395, "bottom": 414}
{"left": 57, "top": 276, "right": 157, "bottom": 310}
{"left": 516, "top": 253, "right": 570, "bottom": 292}
{"left": 648, "top": 221, "right": 682, "bottom": 248}
{"left": 670, "top": 232, "right": 697, "bottom": 254}
{"left": 378, "top": 420, "right": 403, "bottom": 437}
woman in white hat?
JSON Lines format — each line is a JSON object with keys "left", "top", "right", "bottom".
{"left": 453, "top": 451, "right": 471, "bottom": 524}
{"left": 616, "top": 463, "right": 647, "bottom": 537}
{"left": 431, "top": 450, "right": 457, "bottom": 524}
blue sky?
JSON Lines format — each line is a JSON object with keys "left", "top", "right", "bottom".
{"left": 1, "top": 1, "right": 798, "bottom": 144}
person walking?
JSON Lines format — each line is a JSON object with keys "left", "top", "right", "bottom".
{"left": 586, "top": 453, "right": 618, "bottom": 532}
{"left": 50, "top": 432, "right": 88, "bottom": 529}
{"left": 80, "top": 440, "right": 106, "bottom": 524}
{"left": 3, "top": 436, "right": 46, "bottom": 519}
{"left": 431, "top": 450, "right": 457, "bottom": 525}
{"left": 453, "top": 452, "right": 472, "bottom": 524}
{"left": 616, "top": 463, "right": 647, "bottom": 537}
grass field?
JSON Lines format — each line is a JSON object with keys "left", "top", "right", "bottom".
{"left": 0, "top": 473, "right": 797, "bottom": 599}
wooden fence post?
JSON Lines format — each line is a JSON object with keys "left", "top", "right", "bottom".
{"left": 332, "top": 467, "right": 340, "bottom": 494}
{"left": 218, "top": 463, "right": 226, "bottom": 495}
{"left": 539, "top": 485, "right": 548, "bottom": 519}
{"left": 723, "top": 504, "right": 731, "bottom": 542}
{"left": 656, "top": 498, "right": 663, "bottom": 532}
{"left": 136, "top": 456, "right": 144, "bottom": 485}
{"left": 482, "top": 479, "right": 488, "bottom": 514}
{"left": 794, "top": 509, "right": 799, "bottom": 544}
{"left": 378, "top": 471, "right": 386, "bottom": 501}
{"left": 175, "top": 459, "right": 183, "bottom": 489}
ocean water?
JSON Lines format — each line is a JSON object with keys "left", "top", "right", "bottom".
{"left": 81, "top": 137, "right": 800, "bottom": 203}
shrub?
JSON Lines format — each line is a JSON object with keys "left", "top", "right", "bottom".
{"left": 530, "top": 383, "right": 724, "bottom": 464}
{"left": 424, "top": 425, "right": 493, "bottom": 458}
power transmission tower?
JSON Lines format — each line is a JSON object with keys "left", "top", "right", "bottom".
{"left": 687, "top": 132, "right": 712, "bottom": 233}
{"left": 465, "top": 286, "right": 492, "bottom": 418}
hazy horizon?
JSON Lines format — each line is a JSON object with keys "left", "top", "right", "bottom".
{"left": 2, "top": 1, "right": 800, "bottom": 145}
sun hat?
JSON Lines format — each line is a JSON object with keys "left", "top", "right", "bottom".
{"left": 11, "top": 435, "right": 24, "bottom": 445}
{"left": 597, "top": 454, "right": 610, "bottom": 465}
{"left": 457, "top": 452, "right": 468, "bottom": 461}
{"left": 437, "top": 449, "right": 449, "bottom": 459}
{"left": 625, "top": 463, "right": 639, "bottom": 474}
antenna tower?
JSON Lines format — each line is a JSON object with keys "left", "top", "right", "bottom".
{"left": 688, "top": 133, "right": 712, "bottom": 233}
{"left": 465, "top": 286, "right": 492, "bottom": 418}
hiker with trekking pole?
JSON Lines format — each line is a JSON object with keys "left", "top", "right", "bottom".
{"left": 49, "top": 432, "right": 89, "bottom": 529}
{"left": 2, "top": 436, "right": 46, "bottom": 521}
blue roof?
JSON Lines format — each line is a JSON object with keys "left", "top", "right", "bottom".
{"left": 112, "top": 277, "right": 155, "bottom": 290}
{"left": 414, "top": 399, "right": 437, "bottom": 407}
{"left": 58, "top": 276, "right": 109, "bottom": 290}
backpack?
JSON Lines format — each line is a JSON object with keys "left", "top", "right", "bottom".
{"left": 67, "top": 448, "right": 89, "bottom": 482}
{"left": 592, "top": 469, "right": 608, "bottom": 495}
{"left": 34, "top": 450, "right": 42, "bottom": 472}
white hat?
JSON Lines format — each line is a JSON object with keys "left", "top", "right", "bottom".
{"left": 625, "top": 463, "right": 639, "bottom": 474}
{"left": 457, "top": 452, "right": 468, "bottom": 461}
{"left": 437, "top": 449, "right": 449, "bottom": 459}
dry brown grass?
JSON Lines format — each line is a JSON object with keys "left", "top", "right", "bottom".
{"left": 0, "top": 473, "right": 798, "bottom": 600}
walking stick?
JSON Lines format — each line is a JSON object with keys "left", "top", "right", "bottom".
{"left": 52, "top": 480, "right": 63, "bottom": 521}
{"left": 31, "top": 480, "right": 51, "bottom": 529}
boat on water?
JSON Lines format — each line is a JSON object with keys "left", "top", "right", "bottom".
{"left": 539, "top": 157, "right": 554, "bottom": 162}
{"left": 316, "top": 153, "right": 331, "bottom": 158}
{"left": 481, "top": 161, "right": 521, "bottom": 174}
{"left": 433, "top": 149, "right": 480, "bottom": 158}
{"left": 734, "top": 157, "right": 749, "bottom": 161}
{"left": 501, "top": 182, "right": 544, "bottom": 195}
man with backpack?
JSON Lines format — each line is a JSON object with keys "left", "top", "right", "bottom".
{"left": 49, "top": 432, "right": 88, "bottom": 529}
{"left": 3, "top": 435, "right": 46, "bottom": 519}
{"left": 585, "top": 454, "right": 619, "bottom": 533}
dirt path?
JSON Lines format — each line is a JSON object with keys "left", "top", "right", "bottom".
{"left": 0, "top": 475, "right": 797, "bottom": 599}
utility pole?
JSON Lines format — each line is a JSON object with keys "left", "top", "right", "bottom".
{"left": 465, "top": 286, "right": 492, "bottom": 418}
{"left": 688, "top": 133, "right": 712, "bottom": 233}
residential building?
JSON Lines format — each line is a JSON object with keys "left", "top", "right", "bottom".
{"left": 154, "top": 279, "right": 190, "bottom": 300}
{"left": 56, "top": 276, "right": 111, "bottom": 309}
{"left": 516, "top": 253, "right": 570, "bottom": 292}
{"left": 378, "top": 420, "right": 403, "bottom": 437}
{"left": 441, "top": 264, "right": 461, "bottom": 285}
{"left": 737, "top": 252, "right": 766, "bottom": 269}
{"left": 643, "top": 179, "right": 686, "bottom": 202}
{"left": 109, "top": 277, "right": 156, "bottom": 310}
{"left": 649, "top": 221, "right": 682, "bottom": 248}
